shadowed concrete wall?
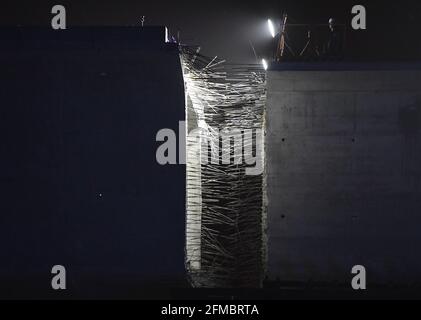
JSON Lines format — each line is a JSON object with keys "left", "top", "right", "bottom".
{"left": 266, "top": 66, "right": 421, "bottom": 285}
{"left": 0, "top": 27, "right": 185, "bottom": 298}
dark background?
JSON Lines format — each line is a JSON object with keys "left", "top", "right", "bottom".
{"left": 1, "top": 0, "right": 421, "bottom": 62}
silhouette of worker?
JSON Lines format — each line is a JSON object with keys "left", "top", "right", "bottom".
{"left": 325, "top": 18, "right": 343, "bottom": 59}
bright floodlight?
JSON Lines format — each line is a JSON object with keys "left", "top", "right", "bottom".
{"left": 261, "top": 58, "right": 268, "bottom": 71}
{"left": 267, "top": 19, "right": 275, "bottom": 38}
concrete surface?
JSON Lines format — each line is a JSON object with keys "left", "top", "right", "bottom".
{"left": 266, "top": 66, "right": 421, "bottom": 285}
{"left": 0, "top": 27, "right": 185, "bottom": 298}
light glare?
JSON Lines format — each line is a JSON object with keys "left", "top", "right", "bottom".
{"left": 267, "top": 19, "right": 275, "bottom": 38}
{"left": 261, "top": 59, "right": 268, "bottom": 71}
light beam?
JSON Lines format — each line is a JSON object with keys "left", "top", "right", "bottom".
{"left": 267, "top": 19, "right": 275, "bottom": 38}
{"left": 261, "top": 58, "right": 268, "bottom": 70}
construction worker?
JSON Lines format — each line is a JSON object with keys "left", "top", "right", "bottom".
{"left": 325, "top": 18, "right": 343, "bottom": 59}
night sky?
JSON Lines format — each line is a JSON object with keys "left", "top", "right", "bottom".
{"left": 1, "top": 0, "right": 421, "bottom": 62}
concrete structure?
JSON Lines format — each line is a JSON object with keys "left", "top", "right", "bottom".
{"left": 0, "top": 27, "right": 185, "bottom": 298}
{"left": 266, "top": 63, "right": 421, "bottom": 285}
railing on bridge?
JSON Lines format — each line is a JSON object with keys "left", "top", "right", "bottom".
{"left": 270, "top": 20, "right": 347, "bottom": 62}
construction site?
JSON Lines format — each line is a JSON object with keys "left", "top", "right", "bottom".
{"left": 1, "top": 2, "right": 421, "bottom": 299}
